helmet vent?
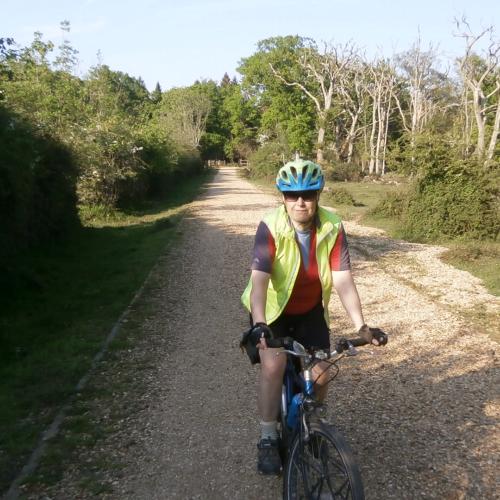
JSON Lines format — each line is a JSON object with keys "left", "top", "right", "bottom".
{"left": 290, "top": 166, "right": 297, "bottom": 178}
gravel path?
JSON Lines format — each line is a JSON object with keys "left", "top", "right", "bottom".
{"left": 23, "top": 167, "right": 499, "bottom": 499}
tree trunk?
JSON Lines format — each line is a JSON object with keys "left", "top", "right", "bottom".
{"left": 369, "top": 104, "right": 377, "bottom": 174}
{"left": 473, "top": 88, "right": 486, "bottom": 157}
{"left": 487, "top": 99, "right": 500, "bottom": 161}
{"left": 382, "top": 105, "right": 391, "bottom": 175}
{"left": 375, "top": 96, "right": 383, "bottom": 174}
{"left": 316, "top": 126, "right": 325, "bottom": 162}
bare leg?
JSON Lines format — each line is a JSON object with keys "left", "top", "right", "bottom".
{"left": 258, "top": 348, "right": 287, "bottom": 421}
{"left": 312, "top": 361, "right": 331, "bottom": 402}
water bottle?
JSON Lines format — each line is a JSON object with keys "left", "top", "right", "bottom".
{"left": 286, "top": 393, "right": 303, "bottom": 430}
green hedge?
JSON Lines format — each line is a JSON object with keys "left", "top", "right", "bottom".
{"left": 0, "top": 107, "right": 79, "bottom": 257}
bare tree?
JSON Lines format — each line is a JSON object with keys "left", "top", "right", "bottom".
{"left": 456, "top": 20, "right": 500, "bottom": 161}
{"left": 365, "top": 59, "right": 397, "bottom": 175}
{"left": 393, "top": 37, "right": 442, "bottom": 145}
{"left": 269, "top": 40, "right": 358, "bottom": 163}
{"left": 336, "top": 58, "right": 369, "bottom": 163}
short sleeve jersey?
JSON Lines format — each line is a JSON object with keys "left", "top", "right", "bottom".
{"left": 251, "top": 221, "right": 351, "bottom": 315}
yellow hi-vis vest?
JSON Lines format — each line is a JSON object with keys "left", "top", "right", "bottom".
{"left": 241, "top": 205, "right": 342, "bottom": 325}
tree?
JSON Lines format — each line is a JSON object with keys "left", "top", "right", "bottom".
{"left": 220, "top": 78, "right": 260, "bottom": 160}
{"left": 239, "top": 36, "right": 316, "bottom": 157}
{"left": 365, "top": 59, "right": 397, "bottom": 174}
{"left": 159, "top": 85, "right": 212, "bottom": 149}
{"left": 394, "top": 38, "right": 444, "bottom": 148}
{"left": 221, "top": 72, "right": 232, "bottom": 87}
{"left": 268, "top": 39, "right": 358, "bottom": 162}
{"left": 151, "top": 81, "right": 162, "bottom": 103}
{"left": 54, "top": 20, "right": 78, "bottom": 73}
{"left": 335, "top": 57, "right": 369, "bottom": 163}
{"left": 0, "top": 37, "right": 15, "bottom": 58}
{"left": 456, "top": 20, "right": 500, "bottom": 161}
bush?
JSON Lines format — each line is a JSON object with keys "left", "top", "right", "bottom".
{"left": 323, "top": 162, "right": 362, "bottom": 182}
{"left": 247, "top": 142, "right": 289, "bottom": 179}
{"left": 371, "top": 191, "right": 408, "bottom": 217}
{"left": 401, "top": 140, "right": 499, "bottom": 241}
{"left": 326, "top": 187, "right": 356, "bottom": 206}
{"left": 0, "top": 107, "right": 79, "bottom": 257}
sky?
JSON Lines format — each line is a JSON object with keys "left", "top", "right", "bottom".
{"left": 2, "top": 0, "right": 499, "bottom": 90}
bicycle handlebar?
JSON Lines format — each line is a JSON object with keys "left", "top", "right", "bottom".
{"left": 266, "top": 336, "right": 370, "bottom": 355}
{"left": 265, "top": 337, "right": 294, "bottom": 349}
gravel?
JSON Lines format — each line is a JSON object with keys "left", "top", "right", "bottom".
{"left": 20, "top": 167, "right": 499, "bottom": 500}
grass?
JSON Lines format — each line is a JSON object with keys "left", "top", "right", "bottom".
{"left": 440, "top": 241, "right": 500, "bottom": 297}
{"left": 322, "top": 181, "right": 406, "bottom": 236}
{"left": 25, "top": 261, "right": 171, "bottom": 495}
{"left": 0, "top": 170, "right": 213, "bottom": 495}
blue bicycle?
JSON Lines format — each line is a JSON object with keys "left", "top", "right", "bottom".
{"left": 266, "top": 336, "right": 373, "bottom": 500}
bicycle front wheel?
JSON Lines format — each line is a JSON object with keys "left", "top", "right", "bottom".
{"left": 283, "top": 421, "right": 365, "bottom": 500}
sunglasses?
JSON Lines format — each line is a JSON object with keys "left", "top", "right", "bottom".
{"left": 283, "top": 191, "right": 318, "bottom": 202}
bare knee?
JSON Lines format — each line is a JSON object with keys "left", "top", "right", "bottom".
{"left": 260, "top": 350, "right": 286, "bottom": 381}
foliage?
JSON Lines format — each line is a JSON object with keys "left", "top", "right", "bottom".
{"left": 0, "top": 29, "right": 209, "bottom": 258}
{"left": 220, "top": 77, "right": 260, "bottom": 160}
{"left": 326, "top": 187, "right": 357, "bottom": 205}
{"left": 247, "top": 141, "right": 289, "bottom": 179}
{"left": 370, "top": 190, "right": 408, "bottom": 217}
{"left": 238, "top": 36, "right": 317, "bottom": 155}
{"left": 0, "top": 106, "right": 79, "bottom": 258}
{"left": 401, "top": 137, "right": 499, "bottom": 241}
{"left": 323, "top": 161, "right": 362, "bottom": 182}
{"left": 158, "top": 84, "right": 212, "bottom": 149}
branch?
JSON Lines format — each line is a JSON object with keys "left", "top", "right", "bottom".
{"left": 269, "top": 62, "right": 322, "bottom": 113}
{"left": 392, "top": 91, "right": 410, "bottom": 132}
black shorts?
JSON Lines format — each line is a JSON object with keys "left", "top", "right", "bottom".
{"left": 251, "top": 302, "right": 330, "bottom": 350}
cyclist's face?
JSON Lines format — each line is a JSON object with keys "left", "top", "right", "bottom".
{"left": 282, "top": 191, "right": 319, "bottom": 228}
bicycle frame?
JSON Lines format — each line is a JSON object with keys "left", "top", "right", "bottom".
{"left": 273, "top": 336, "right": 380, "bottom": 500}
{"left": 281, "top": 349, "right": 321, "bottom": 442}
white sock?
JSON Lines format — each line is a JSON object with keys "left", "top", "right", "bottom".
{"left": 260, "top": 420, "right": 278, "bottom": 440}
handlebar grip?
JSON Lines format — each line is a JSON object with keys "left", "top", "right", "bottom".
{"left": 333, "top": 336, "right": 369, "bottom": 354}
{"left": 349, "top": 337, "right": 369, "bottom": 347}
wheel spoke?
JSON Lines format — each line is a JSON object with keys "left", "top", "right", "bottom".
{"left": 285, "top": 425, "right": 364, "bottom": 500}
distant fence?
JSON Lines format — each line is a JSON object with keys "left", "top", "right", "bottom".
{"left": 206, "top": 159, "right": 249, "bottom": 168}
{"left": 206, "top": 160, "right": 226, "bottom": 167}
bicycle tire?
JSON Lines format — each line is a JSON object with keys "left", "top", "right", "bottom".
{"left": 283, "top": 421, "right": 365, "bottom": 500}
{"left": 279, "top": 385, "right": 291, "bottom": 463}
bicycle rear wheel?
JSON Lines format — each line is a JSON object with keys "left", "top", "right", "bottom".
{"left": 283, "top": 421, "right": 364, "bottom": 500}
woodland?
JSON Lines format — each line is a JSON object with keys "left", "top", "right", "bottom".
{"left": 0, "top": 20, "right": 498, "bottom": 256}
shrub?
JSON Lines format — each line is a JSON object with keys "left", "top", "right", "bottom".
{"left": 0, "top": 107, "right": 79, "bottom": 257}
{"left": 326, "top": 187, "right": 356, "bottom": 206}
{"left": 323, "top": 162, "right": 362, "bottom": 182}
{"left": 401, "top": 139, "right": 499, "bottom": 241}
{"left": 247, "top": 142, "right": 289, "bottom": 179}
{"left": 371, "top": 191, "right": 408, "bottom": 217}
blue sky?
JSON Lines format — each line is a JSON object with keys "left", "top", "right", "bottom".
{"left": 2, "top": 0, "right": 499, "bottom": 90}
